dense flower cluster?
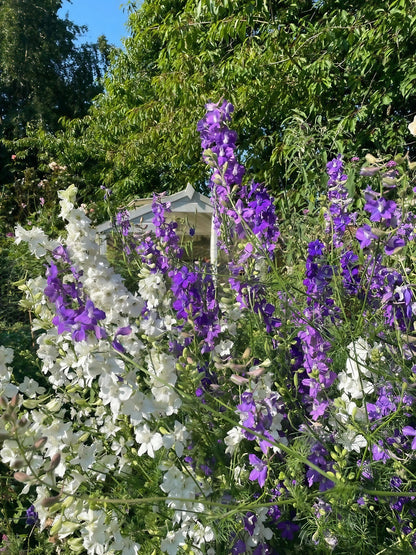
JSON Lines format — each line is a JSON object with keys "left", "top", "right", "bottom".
{"left": 1, "top": 102, "right": 416, "bottom": 554}
{"left": 197, "top": 100, "right": 280, "bottom": 258}
{"left": 325, "top": 155, "right": 354, "bottom": 247}
{"left": 44, "top": 246, "right": 106, "bottom": 342}
{"left": 136, "top": 193, "right": 184, "bottom": 272}
{"left": 198, "top": 101, "right": 281, "bottom": 335}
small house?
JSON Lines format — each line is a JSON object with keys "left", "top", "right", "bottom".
{"left": 96, "top": 184, "right": 217, "bottom": 263}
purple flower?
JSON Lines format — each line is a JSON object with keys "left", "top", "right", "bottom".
{"left": 276, "top": 520, "right": 300, "bottom": 540}
{"left": 308, "top": 240, "right": 324, "bottom": 257}
{"left": 403, "top": 426, "right": 416, "bottom": 449}
{"left": 357, "top": 459, "right": 373, "bottom": 480}
{"left": 200, "top": 463, "right": 213, "bottom": 476}
{"left": 306, "top": 443, "right": 335, "bottom": 491}
{"left": 313, "top": 499, "right": 332, "bottom": 517}
{"left": 248, "top": 454, "right": 268, "bottom": 488}
{"left": 390, "top": 476, "right": 402, "bottom": 490}
{"left": 340, "top": 250, "right": 360, "bottom": 294}
{"left": 112, "top": 326, "right": 132, "bottom": 353}
{"left": 115, "top": 209, "right": 131, "bottom": 237}
{"left": 385, "top": 235, "right": 405, "bottom": 255}
{"left": 25, "top": 505, "right": 38, "bottom": 526}
{"left": 326, "top": 155, "right": 347, "bottom": 185}
{"left": 372, "top": 441, "right": 390, "bottom": 462}
{"left": 100, "top": 185, "right": 112, "bottom": 199}
{"left": 325, "top": 155, "right": 353, "bottom": 246}
{"left": 364, "top": 197, "right": 397, "bottom": 224}
{"left": 45, "top": 253, "right": 107, "bottom": 343}
{"left": 356, "top": 224, "right": 377, "bottom": 248}
{"left": 267, "top": 504, "right": 281, "bottom": 522}
{"left": 243, "top": 511, "right": 257, "bottom": 536}
{"left": 231, "top": 539, "right": 246, "bottom": 554}
{"left": 310, "top": 399, "right": 329, "bottom": 421}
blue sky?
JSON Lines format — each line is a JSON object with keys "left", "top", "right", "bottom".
{"left": 59, "top": 1, "right": 134, "bottom": 47}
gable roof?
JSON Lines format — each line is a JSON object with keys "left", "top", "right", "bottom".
{"left": 96, "top": 184, "right": 213, "bottom": 235}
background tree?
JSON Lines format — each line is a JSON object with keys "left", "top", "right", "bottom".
{"left": 0, "top": 1, "right": 116, "bottom": 376}
{"left": 0, "top": 0, "right": 114, "bottom": 222}
{"left": 0, "top": 0, "right": 110, "bottom": 138}
{"left": 73, "top": 0, "right": 416, "bottom": 208}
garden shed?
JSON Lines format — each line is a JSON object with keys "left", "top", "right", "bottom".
{"left": 96, "top": 184, "right": 216, "bottom": 262}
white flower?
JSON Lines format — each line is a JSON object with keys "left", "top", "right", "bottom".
{"left": 0, "top": 345, "right": 13, "bottom": 368}
{"left": 65, "top": 471, "right": 87, "bottom": 494}
{"left": 18, "top": 376, "right": 46, "bottom": 397}
{"left": 70, "top": 442, "right": 101, "bottom": 472}
{"left": 14, "top": 224, "right": 59, "bottom": 258}
{"left": 98, "top": 372, "right": 132, "bottom": 418}
{"left": 121, "top": 390, "right": 155, "bottom": 426}
{"left": 409, "top": 115, "right": 416, "bottom": 136}
{"left": 214, "top": 339, "right": 233, "bottom": 358}
{"left": 147, "top": 350, "right": 181, "bottom": 415}
{"left": 162, "top": 420, "right": 190, "bottom": 457}
{"left": 1, "top": 439, "right": 22, "bottom": 468}
{"left": 233, "top": 465, "right": 246, "bottom": 485}
{"left": 161, "top": 530, "right": 186, "bottom": 554}
{"left": 224, "top": 426, "right": 244, "bottom": 455}
{"left": 138, "top": 271, "right": 166, "bottom": 308}
{"left": 338, "top": 429, "right": 367, "bottom": 453}
{"left": 160, "top": 465, "right": 185, "bottom": 495}
{"left": 109, "top": 529, "right": 141, "bottom": 555}
{"left": 188, "top": 522, "right": 215, "bottom": 547}
{"left": 79, "top": 508, "right": 108, "bottom": 554}
{"left": 334, "top": 394, "right": 366, "bottom": 424}
{"left": 135, "top": 424, "right": 163, "bottom": 458}
{"left": 246, "top": 507, "right": 273, "bottom": 548}
{"left": 40, "top": 419, "right": 76, "bottom": 458}
{"left": 0, "top": 381, "right": 18, "bottom": 399}
{"left": 58, "top": 185, "right": 78, "bottom": 219}
{"left": 337, "top": 369, "right": 374, "bottom": 399}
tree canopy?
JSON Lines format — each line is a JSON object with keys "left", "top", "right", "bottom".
{"left": 0, "top": 0, "right": 116, "bottom": 225}
{"left": 3, "top": 0, "right": 416, "bottom": 217}
{"left": 71, "top": 0, "right": 416, "bottom": 204}
{"left": 0, "top": 0, "right": 110, "bottom": 138}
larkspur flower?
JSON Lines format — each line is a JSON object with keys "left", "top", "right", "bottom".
{"left": 356, "top": 224, "right": 377, "bottom": 248}
{"left": 402, "top": 426, "right": 416, "bottom": 449}
{"left": 25, "top": 505, "right": 39, "bottom": 526}
{"left": 248, "top": 454, "right": 268, "bottom": 488}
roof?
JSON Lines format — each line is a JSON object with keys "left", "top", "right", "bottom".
{"left": 96, "top": 184, "right": 213, "bottom": 236}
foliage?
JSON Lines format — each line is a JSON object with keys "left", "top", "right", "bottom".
{"left": 67, "top": 0, "right": 416, "bottom": 206}
{"left": 0, "top": 129, "right": 101, "bottom": 233}
{"left": 1, "top": 102, "right": 416, "bottom": 553}
{"left": 0, "top": 0, "right": 110, "bottom": 139}
{"left": 0, "top": 0, "right": 115, "bottom": 210}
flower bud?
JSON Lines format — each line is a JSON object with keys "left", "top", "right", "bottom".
{"left": 365, "top": 154, "right": 381, "bottom": 164}
{"left": 46, "top": 453, "right": 61, "bottom": 472}
{"left": 17, "top": 417, "right": 28, "bottom": 428}
{"left": 230, "top": 374, "right": 249, "bottom": 385}
{"left": 41, "top": 493, "right": 61, "bottom": 507}
{"left": 14, "top": 471, "right": 32, "bottom": 482}
{"left": 11, "top": 459, "right": 25, "bottom": 469}
{"left": 34, "top": 436, "right": 48, "bottom": 449}
{"left": 9, "top": 394, "right": 19, "bottom": 408}
{"left": 248, "top": 365, "right": 267, "bottom": 378}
